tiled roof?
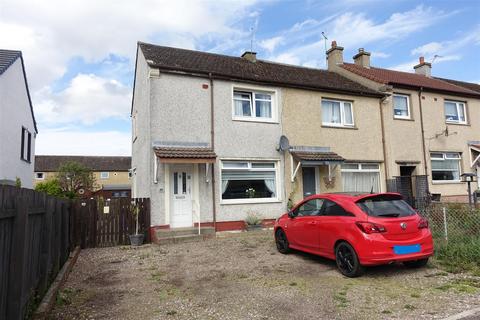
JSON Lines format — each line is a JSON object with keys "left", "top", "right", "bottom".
{"left": 154, "top": 147, "right": 217, "bottom": 159}
{"left": 0, "top": 49, "right": 21, "bottom": 75}
{"left": 290, "top": 150, "right": 345, "bottom": 162}
{"left": 341, "top": 63, "right": 480, "bottom": 97}
{"left": 35, "top": 155, "right": 131, "bottom": 172}
{"left": 435, "top": 78, "right": 480, "bottom": 94}
{"left": 138, "top": 42, "right": 382, "bottom": 98}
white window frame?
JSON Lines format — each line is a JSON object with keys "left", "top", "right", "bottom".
{"left": 321, "top": 99, "right": 355, "bottom": 128}
{"left": 444, "top": 100, "right": 467, "bottom": 125}
{"left": 232, "top": 85, "right": 278, "bottom": 123}
{"left": 220, "top": 159, "right": 281, "bottom": 204}
{"left": 431, "top": 152, "right": 462, "bottom": 183}
{"left": 393, "top": 94, "right": 411, "bottom": 119}
{"left": 35, "top": 172, "right": 45, "bottom": 180}
{"left": 100, "top": 172, "right": 109, "bottom": 179}
{"left": 341, "top": 163, "right": 381, "bottom": 192}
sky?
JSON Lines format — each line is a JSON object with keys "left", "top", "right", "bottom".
{"left": 1, "top": 0, "right": 479, "bottom": 156}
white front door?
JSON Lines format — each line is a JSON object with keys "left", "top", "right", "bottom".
{"left": 171, "top": 166, "right": 193, "bottom": 228}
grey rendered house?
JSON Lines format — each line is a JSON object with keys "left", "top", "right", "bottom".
{"left": 0, "top": 50, "right": 37, "bottom": 189}
{"left": 130, "top": 42, "right": 380, "bottom": 236}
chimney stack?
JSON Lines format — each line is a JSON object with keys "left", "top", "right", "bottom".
{"left": 413, "top": 56, "right": 432, "bottom": 77}
{"left": 353, "top": 48, "right": 371, "bottom": 68}
{"left": 241, "top": 51, "right": 257, "bottom": 63}
{"left": 326, "top": 40, "right": 344, "bottom": 70}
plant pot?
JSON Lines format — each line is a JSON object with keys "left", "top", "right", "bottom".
{"left": 246, "top": 224, "right": 263, "bottom": 231}
{"left": 129, "top": 234, "right": 144, "bottom": 246}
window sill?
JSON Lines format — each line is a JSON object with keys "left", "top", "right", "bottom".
{"left": 393, "top": 117, "right": 414, "bottom": 121}
{"left": 232, "top": 117, "right": 279, "bottom": 124}
{"left": 432, "top": 181, "right": 463, "bottom": 185}
{"left": 445, "top": 121, "right": 469, "bottom": 126}
{"left": 321, "top": 125, "right": 357, "bottom": 130}
{"left": 220, "top": 198, "right": 282, "bottom": 205}
{"left": 20, "top": 158, "right": 31, "bottom": 164}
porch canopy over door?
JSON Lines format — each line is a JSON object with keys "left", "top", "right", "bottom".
{"left": 289, "top": 146, "right": 345, "bottom": 182}
{"left": 154, "top": 146, "right": 217, "bottom": 163}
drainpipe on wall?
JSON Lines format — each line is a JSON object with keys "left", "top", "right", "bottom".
{"left": 209, "top": 73, "right": 217, "bottom": 231}
{"left": 418, "top": 87, "right": 429, "bottom": 179}
{"left": 379, "top": 96, "right": 389, "bottom": 188}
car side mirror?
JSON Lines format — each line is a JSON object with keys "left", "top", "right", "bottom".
{"left": 288, "top": 211, "right": 296, "bottom": 218}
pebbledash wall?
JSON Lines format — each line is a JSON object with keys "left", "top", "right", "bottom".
{"left": 0, "top": 56, "right": 36, "bottom": 189}
{"left": 131, "top": 49, "right": 285, "bottom": 231}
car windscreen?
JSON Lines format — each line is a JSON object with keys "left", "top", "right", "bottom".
{"left": 356, "top": 196, "right": 416, "bottom": 218}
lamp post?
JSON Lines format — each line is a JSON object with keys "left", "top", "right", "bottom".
{"left": 461, "top": 173, "right": 477, "bottom": 207}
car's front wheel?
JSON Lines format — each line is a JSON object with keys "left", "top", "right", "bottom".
{"left": 335, "top": 242, "right": 364, "bottom": 277}
{"left": 275, "top": 229, "right": 291, "bottom": 254}
{"left": 403, "top": 258, "right": 429, "bottom": 268}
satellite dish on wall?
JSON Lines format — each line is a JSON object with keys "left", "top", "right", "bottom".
{"left": 278, "top": 135, "right": 290, "bottom": 152}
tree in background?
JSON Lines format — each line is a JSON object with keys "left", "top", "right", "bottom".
{"left": 56, "top": 161, "right": 95, "bottom": 199}
{"left": 35, "top": 179, "right": 66, "bottom": 198}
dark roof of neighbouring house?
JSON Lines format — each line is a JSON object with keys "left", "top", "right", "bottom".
{"left": 0, "top": 49, "right": 38, "bottom": 133}
{"left": 154, "top": 147, "right": 217, "bottom": 159}
{"left": 434, "top": 78, "right": 480, "bottom": 94}
{"left": 35, "top": 155, "right": 131, "bottom": 172}
{"left": 137, "top": 42, "right": 383, "bottom": 98}
{"left": 341, "top": 63, "right": 480, "bottom": 97}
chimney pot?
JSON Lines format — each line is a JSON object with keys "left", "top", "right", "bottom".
{"left": 241, "top": 51, "right": 257, "bottom": 63}
{"left": 326, "top": 40, "right": 344, "bottom": 71}
{"left": 414, "top": 56, "right": 432, "bottom": 77}
{"left": 353, "top": 48, "right": 371, "bottom": 68}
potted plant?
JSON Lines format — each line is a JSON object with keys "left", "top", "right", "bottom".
{"left": 245, "top": 187, "right": 256, "bottom": 198}
{"left": 245, "top": 211, "right": 263, "bottom": 231}
{"left": 129, "top": 201, "right": 144, "bottom": 246}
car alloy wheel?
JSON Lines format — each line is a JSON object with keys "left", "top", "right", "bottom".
{"left": 335, "top": 242, "right": 364, "bottom": 277}
{"left": 275, "top": 229, "right": 290, "bottom": 254}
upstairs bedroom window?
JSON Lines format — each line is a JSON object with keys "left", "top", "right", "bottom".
{"left": 444, "top": 100, "right": 466, "bottom": 124}
{"left": 20, "top": 127, "right": 32, "bottom": 162}
{"left": 233, "top": 89, "right": 275, "bottom": 121}
{"left": 393, "top": 94, "right": 410, "bottom": 119}
{"left": 322, "top": 99, "right": 354, "bottom": 127}
{"left": 431, "top": 152, "right": 461, "bottom": 182}
{"left": 221, "top": 161, "right": 278, "bottom": 203}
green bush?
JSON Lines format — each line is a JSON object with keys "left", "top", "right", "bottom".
{"left": 35, "top": 179, "right": 68, "bottom": 198}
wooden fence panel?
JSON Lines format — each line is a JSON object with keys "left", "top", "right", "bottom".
{"left": 70, "top": 197, "right": 150, "bottom": 248}
{"left": 0, "top": 186, "right": 73, "bottom": 320}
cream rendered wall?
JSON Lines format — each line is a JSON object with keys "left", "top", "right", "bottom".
{"left": 282, "top": 88, "right": 386, "bottom": 203}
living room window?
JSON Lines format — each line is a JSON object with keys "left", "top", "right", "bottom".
{"left": 393, "top": 94, "right": 410, "bottom": 119}
{"left": 444, "top": 101, "right": 467, "bottom": 124}
{"left": 221, "top": 160, "right": 278, "bottom": 203}
{"left": 431, "top": 152, "right": 461, "bottom": 182}
{"left": 322, "top": 99, "right": 354, "bottom": 127}
{"left": 233, "top": 89, "right": 275, "bottom": 121}
{"left": 341, "top": 163, "right": 380, "bottom": 193}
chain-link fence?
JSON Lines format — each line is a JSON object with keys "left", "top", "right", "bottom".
{"left": 419, "top": 203, "right": 480, "bottom": 274}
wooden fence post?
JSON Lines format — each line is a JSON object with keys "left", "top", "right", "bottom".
{"left": 38, "top": 197, "right": 54, "bottom": 296}
{"left": 6, "top": 195, "right": 29, "bottom": 320}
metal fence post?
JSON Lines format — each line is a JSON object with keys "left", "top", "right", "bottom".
{"left": 442, "top": 207, "right": 448, "bottom": 241}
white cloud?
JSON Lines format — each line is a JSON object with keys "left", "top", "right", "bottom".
{"left": 34, "top": 74, "right": 131, "bottom": 126}
{"left": 35, "top": 130, "right": 131, "bottom": 156}
{"left": 262, "top": 6, "right": 452, "bottom": 68}
{"left": 371, "top": 51, "right": 390, "bottom": 59}
{"left": 411, "top": 42, "right": 444, "bottom": 56}
{"left": 259, "top": 36, "right": 284, "bottom": 53}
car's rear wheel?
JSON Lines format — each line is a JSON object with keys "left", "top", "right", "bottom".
{"left": 275, "top": 229, "right": 290, "bottom": 254}
{"left": 403, "top": 258, "right": 429, "bottom": 268}
{"left": 335, "top": 242, "right": 364, "bottom": 277}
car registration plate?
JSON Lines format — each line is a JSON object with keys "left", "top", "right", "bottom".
{"left": 393, "top": 244, "right": 421, "bottom": 255}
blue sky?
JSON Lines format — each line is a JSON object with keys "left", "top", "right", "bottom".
{"left": 1, "top": 0, "right": 479, "bottom": 155}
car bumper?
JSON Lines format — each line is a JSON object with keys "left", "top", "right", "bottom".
{"left": 357, "top": 233, "right": 434, "bottom": 266}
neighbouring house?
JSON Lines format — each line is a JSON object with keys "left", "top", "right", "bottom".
{"left": 34, "top": 155, "right": 132, "bottom": 198}
{"left": 0, "top": 49, "right": 37, "bottom": 188}
{"left": 131, "top": 42, "right": 382, "bottom": 237}
{"left": 326, "top": 41, "right": 480, "bottom": 202}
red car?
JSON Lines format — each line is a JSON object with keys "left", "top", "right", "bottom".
{"left": 274, "top": 193, "right": 434, "bottom": 277}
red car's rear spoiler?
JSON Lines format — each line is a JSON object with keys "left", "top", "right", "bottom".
{"left": 354, "top": 192, "right": 404, "bottom": 203}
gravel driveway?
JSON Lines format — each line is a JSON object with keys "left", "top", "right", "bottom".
{"left": 50, "top": 230, "right": 480, "bottom": 320}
